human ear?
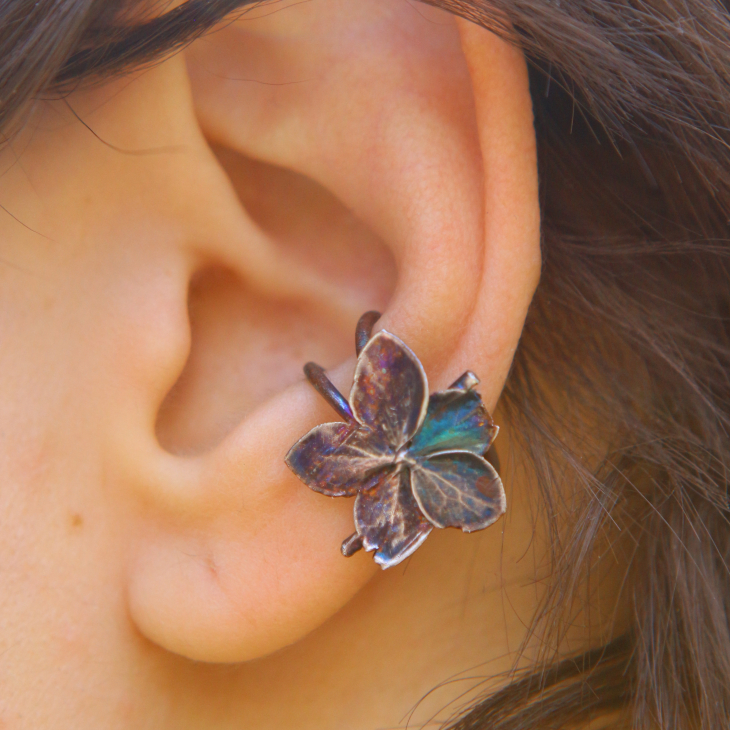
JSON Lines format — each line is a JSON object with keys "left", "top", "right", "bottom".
{"left": 126, "top": 1, "right": 540, "bottom": 662}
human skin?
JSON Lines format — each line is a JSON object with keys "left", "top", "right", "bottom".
{"left": 0, "top": 1, "right": 579, "bottom": 728}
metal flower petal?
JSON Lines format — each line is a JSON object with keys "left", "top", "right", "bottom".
{"left": 408, "top": 382, "right": 498, "bottom": 458}
{"left": 284, "top": 311, "right": 507, "bottom": 569}
{"left": 285, "top": 422, "right": 394, "bottom": 497}
{"left": 350, "top": 331, "right": 428, "bottom": 450}
{"left": 354, "top": 468, "right": 433, "bottom": 568}
{"left": 410, "top": 451, "right": 506, "bottom": 531}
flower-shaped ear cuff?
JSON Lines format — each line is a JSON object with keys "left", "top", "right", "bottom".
{"left": 285, "top": 311, "right": 506, "bottom": 569}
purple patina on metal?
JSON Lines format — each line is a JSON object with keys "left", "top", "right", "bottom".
{"left": 285, "top": 313, "right": 506, "bottom": 569}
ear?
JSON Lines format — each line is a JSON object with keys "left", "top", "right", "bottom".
{"left": 126, "top": 2, "right": 540, "bottom": 662}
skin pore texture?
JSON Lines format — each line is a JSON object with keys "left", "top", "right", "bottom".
{"left": 0, "top": 1, "right": 601, "bottom": 727}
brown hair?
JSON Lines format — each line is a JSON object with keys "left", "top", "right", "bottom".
{"left": 3, "top": 1, "right": 730, "bottom": 728}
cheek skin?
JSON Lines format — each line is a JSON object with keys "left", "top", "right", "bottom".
{"left": 0, "top": 131, "right": 202, "bottom": 718}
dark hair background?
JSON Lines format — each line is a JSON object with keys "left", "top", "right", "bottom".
{"left": 3, "top": 1, "right": 730, "bottom": 728}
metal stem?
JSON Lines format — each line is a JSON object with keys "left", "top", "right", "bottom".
{"left": 449, "top": 371, "right": 479, "bottom": 391}
{"left": 341, "top": 532, "right": 363, "bottom": 557}
{"left": 304, "top": 362, "right": 355, "bottom": 422}
{"left": 355, "top": 310, "right": 381, "bottom": 356}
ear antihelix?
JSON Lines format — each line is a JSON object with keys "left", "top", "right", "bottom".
{"left": 186, "top": 6, "right": 488, "bottom": 370}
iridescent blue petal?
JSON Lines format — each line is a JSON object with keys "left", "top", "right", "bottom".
{"left": 410, "top": 452, "right": 506, "bottom": 531}
{"left": 407, "top": 387, "right": 498, "bottom": 458}
{"left": 350, "top": 331, "right": 428, "bottom": 450}
{"left": 354, "top": 468, "right": 433, "bottom": 568}
{"left": 285, "top": 422, "right": 394, "bottom": 497}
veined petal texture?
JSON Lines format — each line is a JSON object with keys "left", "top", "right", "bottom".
{"left": 285, "top": 422, "right": 394, "bottom": 497}
{"left": 350, "top": 331, "right": 428, "bottom": 450}
{"left": 355, "top": 469, "right": 433, "bottom": 568}
{"left": 408, "top": 388, "right": 498, "bottom": 458}
{"left": 410, "top": 452, "right": 506, "bottom": 531}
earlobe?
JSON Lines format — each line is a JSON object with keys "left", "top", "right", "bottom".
{"left": 127, "top": 7, "right": 539, "bottom": 664}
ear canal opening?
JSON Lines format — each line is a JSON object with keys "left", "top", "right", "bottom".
{"left": 154, "top": 266, "right": 359, "bottom": 456}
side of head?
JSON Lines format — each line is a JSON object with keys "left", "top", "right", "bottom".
{"left": 1, "top": 1, "right": 729, "bottom": 728}
{"left": 0, "top": 0, "right": 538, "bottom": 667}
